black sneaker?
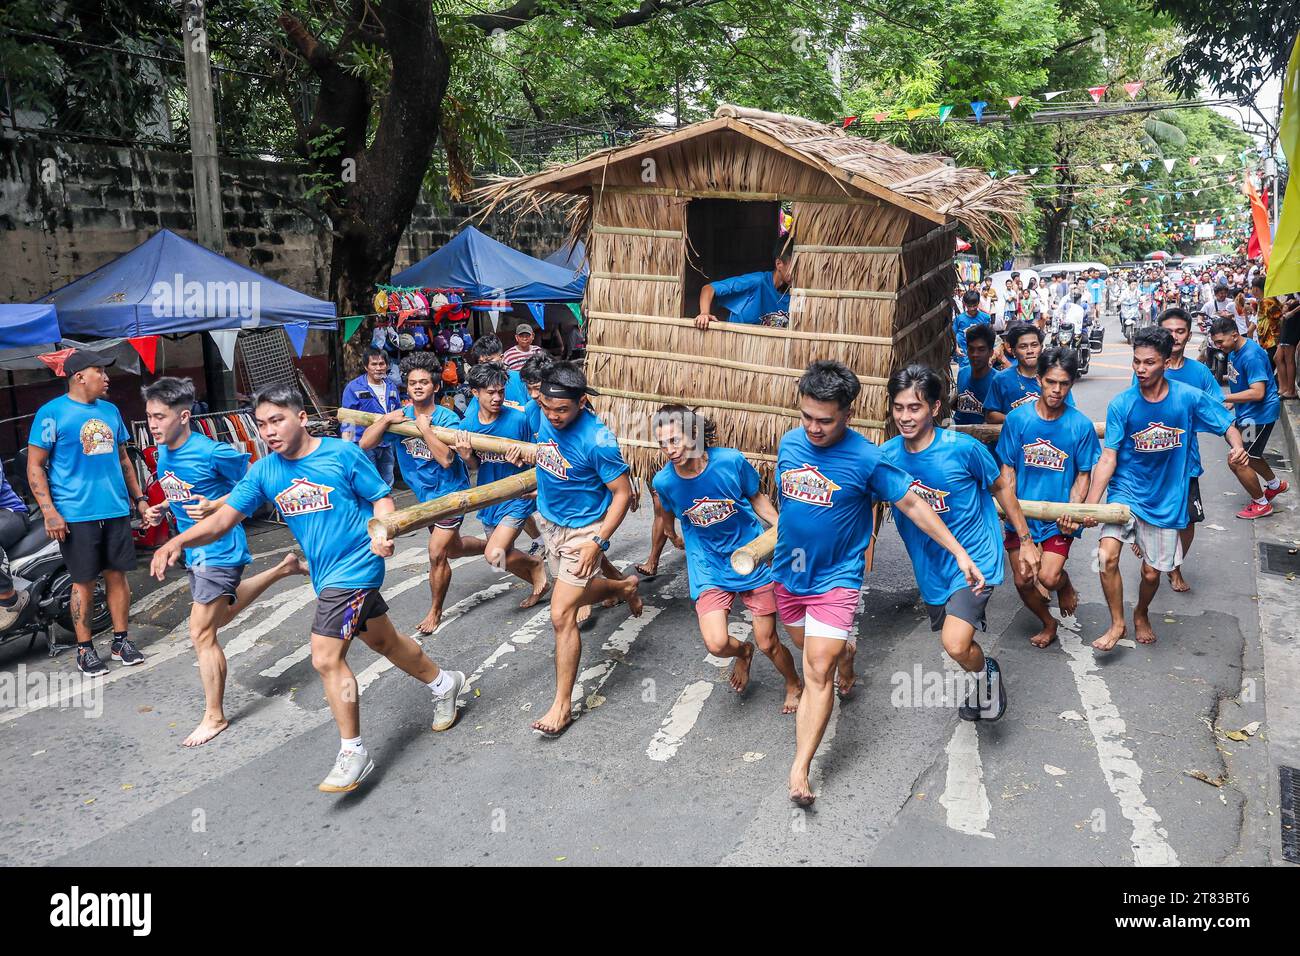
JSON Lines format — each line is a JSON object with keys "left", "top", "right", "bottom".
{"left": 110, "top": 636, "right": 144, "bottom": 666}
{"left": 979, "top": 657, "right": 1007, "bottom": 721}
{"left": 77, "top": 644, "right": 109, "bottom": 677}
{"left": 957, "top": 669, "right": 983, "bottom": 721}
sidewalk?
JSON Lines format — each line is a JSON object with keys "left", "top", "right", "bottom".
{"left": 1258, "top": 399, "right": 1300, "bottom": 864}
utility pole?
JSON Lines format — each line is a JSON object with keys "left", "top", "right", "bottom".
{"left": 181, "top": 0, "right": 235, "bottom": 409}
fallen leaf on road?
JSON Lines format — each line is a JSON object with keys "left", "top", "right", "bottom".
{"left": 742, "top": 752, "right": 765, "bottom": 762}
{"left": 121, "top": 784, "right": 134, "bottom": 791}
{"left": 137, "top": 705, "right": 153, "bottom": 713}
{"left": 1058, "top": 710, "right": 1084, "bottom": 721}
{"left": 83, "top": 798, "right": 95, "bottom": 805}
{"left": 585, "top": 694, "right": 606, "bottom": 710}
{"left": 473, "top": 688, "right": 481, "bottom": 698}
{"left": 554, "top": 856, "right": 567, "bottom": 862}
{"left": 31, "top": 750, "right": 45, "bottom": 757}
{"left": 1205, "top": 523, "right": 1226, "bottom": 531}
{"left": 1223, "top": 730, "right": 1248, "bottom": 742}
{"left": 1184, "top": 770, "right": 1227, "bottom": 787}
{"left": 1044, "top": 764, "right": 1067, "bottom": 776}
{"left": 1163, "top": 618, "right": 1176, "bottom": 624}
{"left": 1242, "top": 721, "right": 1261, "bottom": 736}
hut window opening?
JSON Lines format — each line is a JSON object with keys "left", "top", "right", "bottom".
{"left": 684, "top": 198, "right": 784, "bottom": 322}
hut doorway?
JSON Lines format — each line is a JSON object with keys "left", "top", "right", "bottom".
{"left": 683, "top": 198, "right": 781, "bottom": 319}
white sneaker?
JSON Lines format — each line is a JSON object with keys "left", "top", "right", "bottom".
{"left": 318, "top": 749, "right": 374, "bottom": 793}
{"left": 0, "top": 591, "right": 29, "bottom": 631}
{"left": 431, "top": 670, "right": 465, "bottom": 732}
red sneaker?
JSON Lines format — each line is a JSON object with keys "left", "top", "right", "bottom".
{"left": 1264, "top": 481, "right": 1288, "bottom": 501}
{"left": 1236, "top": 501, "right": 1274, "bottom": 519}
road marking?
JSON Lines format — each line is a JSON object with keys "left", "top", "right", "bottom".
{"left": 570, "top": 605, "right": 664, "bottom": 714}
{"left": 464, "top": 606, "right": 551, "bottom": 691}
{"left": 939, "top": 721, "right": 995, "bottom": 839}
{"left": 129, "top": 578, "right": 190, "bottom": 617}
{"left": 646, "top": 679, "right": 714, "bottom": 761}
{"left": 1056, "top": 628, "right": 1180, "bottom": 866}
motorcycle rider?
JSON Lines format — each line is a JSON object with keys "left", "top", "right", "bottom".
{"left": 0, "top": 471, "right": 30, "bottom": 630}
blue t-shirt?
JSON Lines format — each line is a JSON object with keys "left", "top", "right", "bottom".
{"left": 463, "top": 371, "right": 530, "bottom": 421}
{"left": 462, "top": 405, "right": 534, "bottom": 528}
{"left": 1224, "top": 339, "right": 1279, "bottom": 427}
{"left": 953, "top": 310, "right": 990, "bottom": 367}
{"left": 522, "top": 399, "right": 543, "bottom": 439}
{"left": 387, "top": 405, "right": 470, "bottom": 503}
{"left": 1104, "top": 381, "right": 1233, "bottom": 528}
{"left": 995, "top": 403, "right": 1101, "bottom": 542}
{"left": 1086, "top": 278, "right": 1106, "bottom": 305}
{"left": 773, "top": 427, "right": 913, "bottom": 595}
{"left": 227, "top": 438, "right": 389, "bottom": 593}
{"left": 155, "top": 431, "right": 253, "bottom": 568}
{"left": 652, "top": 447, "right": 771, "bottom": 600}
{"left": 28, "top": 395, "right": 130, "bottom": 522}
{"left": 954, "top": 365, "right": 996, "bottom": 425}
{"left": 1131, "top": 357, "right": 1220, "bottom": 477}
{"left": 711, "top": 271, "right": 790, "bottom": 325}
{"left": 984, "top": 364, "right": 1076, "bottom": 417}
{"left": 882, "top": 430, "right": 1005, "bottom": 605}
{"left": 535, "top": 408, "right": 628, "bottom": 528}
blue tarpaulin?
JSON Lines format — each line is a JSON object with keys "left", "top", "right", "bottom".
{"left": 542, "top": 240, "right": 588, "bottom": 276}
{"left": 392, "top": 227, "right": 586, "bottom": 302}
{"left": 39, "top": 230, "right": 337, "bottom": 338}
{"left": 0, "top": 303, "right": 61, "bottom": 348}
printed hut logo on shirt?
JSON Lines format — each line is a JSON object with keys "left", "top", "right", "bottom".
{"left": 79, "top": 419, "right": 116, "bottom": 456}
{"left": 909, "top": 480, "right": 951, "bottom": 514}
{"left": 1009, "top": 393, "right": 1038, "bottom": 410}
{"left": 1131, "top": 422, "right": 1185, "bottom": 453}
{"left": 1224, "top": 362, "right": 1240, "bottom": 385}
{"left": 478, "top": 451, "right": 512, "bottom": 465}
{"left": 401, "top": 436, "right": 434, "bottom": 461}
{"left": 780, "top": 465, "right": 841, "bottom": 507}
{"left": 1021, "top": 438, "right": 1069, "bottom": 472}
{"left": 534, "top": 441, "right": 572, "bottom": 480}
{"left": 157, "top": 471, "right": 195, "bottom": 503}
{"left": 683, "top": 497, "right": 737, "bottom": 528}
{"left": 956, "top": 390, "right": 984, "bottom": 415}
{"left": 274, "top": 478, "right": 334, "bottom": 516}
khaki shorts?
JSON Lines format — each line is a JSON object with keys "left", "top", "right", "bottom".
{"left": 535, "top": 513, "right": 603, "bottom": 588}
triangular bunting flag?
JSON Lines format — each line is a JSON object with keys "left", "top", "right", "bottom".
{"left": 567, "top": 303, "right": 583, "bottom": 328}
{"left": 1139, "top": 160, "right": 1151, "bottom": 172}
{"left": 1087, "top": 85, "right": 1108, "bottom": 103}
{"left": 905, "top": 107, "right": 927, "bottom": 120}
{"left": 1123, "top": 81, "right": 1144, "bottom": 99}
{"left": 1141, "top": 197, "right": 1149, "bottom": 204}
{"left": 1007, "top": 95, "right": 1023, "bottom": 109}
{"left": 938, "top": 105, "right": 954, "bottom": 124}
{"left": 1101, "top": 163, "right": 1115, "bottom": 173}
{"left": 128, "top": 336, "right": 160, "bottom": 374}
{"left": 342, "top": 316, "right": 364, "bottom": 343}
{"left": 872, "top": 112, "right": 888, "bottom": 123}
{"left": 1043, "top": 90, "right": 1065, "bottom": 101}
{"left": 1213, "top": 154, "right": 1226, "bottom": 165}
{"left": 1187, "top": 156, "right": 1199, "bottom": 166}
{"left": 526, "top": 302, "right": 546, "bottom": 329}
{"left": 1162, "top": 158, "right": 1176, "bottom": 172}
{"left": 284, "top": 322, "right": 309, "bottom": 358}
{"left": 37, "top": 347, "right": 76, "bottom": 377}
{"left": 208, "top": 328, "right": 239, "bottom": 371}
{"left": 1029, "top": 167, "right": 1039, "bottom": 175}
{"left": 842, "top": 116, "right": 857, "bottom": 128}
{"left": 1120, "top": 162, "right": 1131, "bottom": 172}
{"left": 969, "top": 100, "right": 987, "bottom": 122}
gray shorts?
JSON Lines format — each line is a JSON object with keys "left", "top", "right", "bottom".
{"left": 188, "top": 565, "right": 245, "bottom": 606}
{"left": 926, "top": 586, "right": 993, "bottom": 633}
{"left": 483, "top": 513, "right": 528, "bottom": 536}
{"left": 312, "top": 587, "right": 389, "bottom": 641}
{"left": 1100, "top": 517, "right": 1183, "bottom": 572}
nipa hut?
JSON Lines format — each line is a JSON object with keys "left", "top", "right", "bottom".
{"left": 474, "top": 104, "right": 1027, "bottom": 485}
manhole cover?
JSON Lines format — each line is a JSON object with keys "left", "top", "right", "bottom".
{"left": 1281, "top": 765, "right": 1300, "bottom": 864}
{"left": 1259, "top": 542, "right": 1300, "bottom": 577}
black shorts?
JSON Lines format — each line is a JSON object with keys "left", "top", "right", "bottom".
{"left": 59, "top": 516, "right": 135, "bottom": 584}
{"left": 926, "top": 586, "right": 993, "bottom": 633}
{"left": 1186, "top": 477, "right": 1205, "bottom": 525}
{"left": 1242, "top": 420, "right": 1276, "bottom": 459}
{"left": 1280, "top": 312, "right": 1300, "bottom": 348}
{"left": 312, "top": 587, "right": 389, "bottom": 641}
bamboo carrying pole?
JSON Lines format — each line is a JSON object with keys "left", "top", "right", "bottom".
{"left": 335, "top": 408, "right": 534, "bottom": 456}
{"left": 729, "top": 500, "right": 1134, "bottom": 574}
{"left": 953, "top": 421, "right": 1105, "bottom": 446}
{"left": 368, "top": 471, "right": 538, "bottom": 543}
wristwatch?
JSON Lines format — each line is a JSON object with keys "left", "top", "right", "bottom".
{"left": 135, "top": 495, "right": 150, "bottom": 506}
{"left": 591, "top": 534, "right": 610, "bottom": 552}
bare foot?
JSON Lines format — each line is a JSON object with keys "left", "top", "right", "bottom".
{"left": 1029, "top": 621, "right": 1058, "bottom": 648}
{"left": 1091, "top": 625, "right": 1126, "bottom": 652}
{"left": 621, "top": 574, "right": 643, "bottom": 617}
{"left": 1167, "top": 568, "right": 1191, "bottom": 592}
{"left": 669, "top": 532, "right": 684, "bottom": 550}
{"left": 789, "top": 770, "right": 816, "bottom": 807}
{"left": 182, "top": 716, "right": 228, "bottom": 748}
{"left": 781, "top": 681, "right": 803, "bottom": 715}
{"left": 530, "top": 701, "right": 573, "bottom": 737}
{"left": 728, "top": 643, "right": 754, "bottom": 693}
{"left": 835, "top": 643, "right": 857, "bottom": 698}
{"left": 279, "top": 552, "right": 309, "bottom": 576}
{"left": 520, "top": 566, "right": 550, "bottom": 609}
{"left": 417, "top": 607, "right": 442, "bottom": 635}
{"left": 1134, "top": 614, "right": 1158, "bottom": 644}
{"left": 576, "top": 603, "right": 593, "bottom": 628}
{"left": 1058, "top": 580, "right": 1079, "bottom": 616}
{"left": 601, "top": 597, "right": 620, "bottom": 609}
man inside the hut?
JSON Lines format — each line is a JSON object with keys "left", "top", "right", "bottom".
{"left": 694, "top": 242, "right": 792, "bottom": 330}
{"left": 775, "top": 361, "right": 985, "bottom": 807}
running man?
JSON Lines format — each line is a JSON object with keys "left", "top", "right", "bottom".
{"left": 995, "top": 348, "right": 1100, "bottom": 648}
{"left": 520, "top": 362, "right": 642, "bottom": 737}
{"left": 777, "top": 361, "right": 986, "bottom": 806}
{"left": 1209, "top": 316, "right": 1286, "bottom": 518}
{"left": 883, "top": 364, "right": 1035, "bottom": 721}
{"left": 651, "top": 405, "right": 802, "bottom": 711}
{"left": 150, "top": 385, "right": 465, "bottom": 792}
{"left": 1086, "top": 327, "right": 1248, "bottom": 651}
{"left": 983, "top": 323, "right": 1074, "bottom": 424}
{"left": 359, "top": 353, "right": 486, "bottom": 634}
{"left": 953, "top": 291, "right": 991, "bottom": 368}
{"left": 27, "top": 349, "right": 149, "bottom": 675}
{"left": 454, "top": 361, "right": 549, "bottom": 607}
{"left": 141, "top": 377, "right": 307, "bottom": 746}
{"left": 953, "top": 323, "right": 997, "bottom": 425}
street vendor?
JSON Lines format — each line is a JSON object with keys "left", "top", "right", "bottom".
{"left": 694, "top": 243, "right": 792, "bottom": 330}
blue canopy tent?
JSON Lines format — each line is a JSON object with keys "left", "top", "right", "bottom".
{"left": 542, "top": 240, "right": 588, "bottom": 277}
{"left": 391, "top": 226, "right": 586, "bottom": 302}
{"left": 0, "top": 304, "right": 61, "bottom": 349}
{"left": 39, "top": 230, "right": 336, "bottom": 338}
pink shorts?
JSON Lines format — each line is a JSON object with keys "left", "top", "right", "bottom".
{"left": 773, "top": 583, "right": 860, "bottom": 641}
{"left": 694, "top": 582, "right": 777, "bottom": 620}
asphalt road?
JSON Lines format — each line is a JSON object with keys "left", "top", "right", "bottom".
{"left": 0, "top": 314, "right": 1287, "bottom": 866}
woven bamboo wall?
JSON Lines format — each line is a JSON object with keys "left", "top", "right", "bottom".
{"left": 580, "top": 131, "right": 956, "bottom": 485}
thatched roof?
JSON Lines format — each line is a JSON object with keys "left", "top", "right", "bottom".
{"left": 473, "top": 104, "right": 1027, "bottom": 243}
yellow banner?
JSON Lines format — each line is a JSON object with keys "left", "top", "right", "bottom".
{"left": 1266, "top": 31, "right": 1300, "bottom": 296}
